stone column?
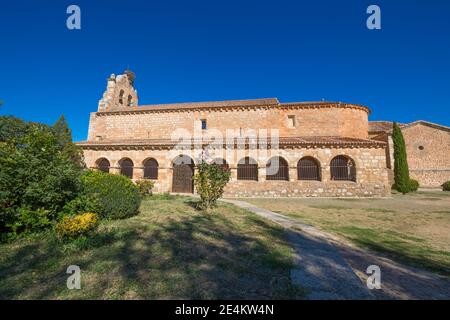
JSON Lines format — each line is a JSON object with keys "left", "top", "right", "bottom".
{"left": 133, "top": 167, "right": 144, "bottom": 181}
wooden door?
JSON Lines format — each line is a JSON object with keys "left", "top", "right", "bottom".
{"left": 172, "top": 164, "right": 194, "bottom": 193}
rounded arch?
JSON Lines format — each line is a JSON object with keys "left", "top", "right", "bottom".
{"left": 96, "top": 158, "right": 111, "bottom": 173}
{"left": 172, "top": 154, "right": 195, "bottom": 167}
{"left": 118, "top": 89, "right": 125, "bottom": 105}
{"left": 297, "top": 156, "right": 321, "bottom": 181}
{"left": 237, "top": 157, "right": 258, "bottom": 181}
{"left": 119, "top": 158, "right": 134, "bottom": 178}
{"left": 212, "top": 158, "right": 229, "bottom": 171}
{"left": 266, "top": 156, "right": 289, "bottom": 181}
{"left": 330, "top": 155, "right": 356, "bottom": 182}
{"left": 143, "top": 158, "right": 159, "bottom": 180}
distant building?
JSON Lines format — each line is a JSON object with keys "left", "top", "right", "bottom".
{"left": 370, "top": 121, "right": 450, "bottom": 188}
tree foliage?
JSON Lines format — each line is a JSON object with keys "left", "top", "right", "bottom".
{"left": 392, "top": 122, "right": 411, "bottom": 194}
{"left": 0, "top": 116, "right": 84, "bottom": 236}
{"left": 193, "top": 161, "right": 231, "bottom": 212}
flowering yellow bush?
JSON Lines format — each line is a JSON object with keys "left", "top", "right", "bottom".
{"left": 56, "top": 212, "right": 99, "bottom": 238}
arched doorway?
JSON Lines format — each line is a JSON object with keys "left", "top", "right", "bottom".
{"left": 172, "top": 155, "right": 194, "bottom": 193}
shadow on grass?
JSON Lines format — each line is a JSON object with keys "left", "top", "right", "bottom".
{"left": 0, "top": 204, "right": 303, "bottom": 300}
{"left": 332, "top": 226, "right": 450, "bottom": 277}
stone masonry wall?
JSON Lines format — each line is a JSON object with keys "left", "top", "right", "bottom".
{"left": 82, "top": 146, "right": 389, "bottom": 197}
{"left": 86, "top": 106, "right": 369, "bottom": 142}
{"left": 402, "top": 124, "right": 450, "bottom": 187}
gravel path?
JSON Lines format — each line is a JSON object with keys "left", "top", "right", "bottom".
{"left": 222, "top": 199, "right": 373, "bottom": 299}
{"left": 222, "top": 199, "right": 450, "bottom": 300}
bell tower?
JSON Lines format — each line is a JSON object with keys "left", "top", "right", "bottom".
{"left": 98, "top": 70, "right": 139, "bottom": 112}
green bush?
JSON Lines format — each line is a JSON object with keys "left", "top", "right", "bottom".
{"left": 136, "top": 179, "right": 155, "bottom": 197}
{"left": 7, "top": 207, "right": 52, "bottom": 234}
{"left": 193, "top": 161, "right": 231, "bottom": 212}
{"left": 61, "top": 194, "right": 100, "bottom": 216}
{"left": 442, "top": 181, "right": 450, "bottom": 191}
{"left": 408, "top": 179, "right": 420, "bottom": 192}
{"left": 81, "top": 170, "right": 141, "bottom": 219}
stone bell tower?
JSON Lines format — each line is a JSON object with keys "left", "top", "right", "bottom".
{"left": 98, "top": 70, "right": 139, "bottom": 112}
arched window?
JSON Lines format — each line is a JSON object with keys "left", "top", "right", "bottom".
{"left": 212, "top": 158, "right": 229, "bottom": 172}
{"left": 127, "top": 95, "right": 133, "bottom": 106}
{"left": 120, "top": 158, "right": 134, "bottom": 178}
{"left": 330, "top": 156, "right": 356, "bottom": 182}
{"left": 119, "top": 90, "right": 125, "bottom": 105}
{"left": 266, "top": 157, "right": 289, "bottom": 181}
{"left": 297, "top": 157, "right": 321, "bottom": 181}
{"left": 237, "top": 157, "right": 258, "bottom": 181}
{"left": 97, "top": 158, "right": 110, "bottom": 173}
{"left": 144, "top": 158, "right": 158, "bottom": 179}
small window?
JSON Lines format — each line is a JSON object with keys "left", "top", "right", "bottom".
{"left": 119, "top": 90, "right": 125, "bottom": 105}
{"left": 418, "top": 146, "right": 424, "bottom": 150}
{"left": 201, "top": 119, "right": 207, "bottom": 130}
{"left": 287, "top": 115, "right": 296, "bottom": 128}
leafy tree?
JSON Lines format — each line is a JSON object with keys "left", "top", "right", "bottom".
{"left": 0, "top": 116, "right": 30, "bottom": 142}
{"left": 53, "top": 115, "right": 72, "bottom": 148}
{"left": 0, "top": 117, "right": 84, "bottom": 236}
{"left": 52, "top": 115, "right": 84, "bottom": 168}
{"left": 193, "top": 161, "right": 231, "bottom": 212}
{"left": 392, "top": 122, "right": 411, "bottom": 194}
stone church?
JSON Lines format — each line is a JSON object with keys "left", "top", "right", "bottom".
{"left": 77, "top": 71, "right": 449, "bottom": 197}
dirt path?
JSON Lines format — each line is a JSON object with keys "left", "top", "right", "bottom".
{"left": 222, "top": 199, "right": 450, "bottom": 300}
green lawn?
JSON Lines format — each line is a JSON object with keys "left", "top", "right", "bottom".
{"left": 0, "top": 195, "right": 304, "bottom": 299}
{"left": 246, "top": 191, "right": 450, "bottom": 277}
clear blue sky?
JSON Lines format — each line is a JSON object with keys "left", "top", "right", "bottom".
{"left": 1, "top": 0, "right": 449, "bottom": 141}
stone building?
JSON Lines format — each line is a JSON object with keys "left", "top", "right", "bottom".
{"left": 370, "top": 121, "right": 450, "bottom": 188}
{"left": 77, "top": 71, "right": 390, "bottom": 197}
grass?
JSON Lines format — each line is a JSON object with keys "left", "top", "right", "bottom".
{"left": 0, "top": 196, "right": 304, "bottom": 299}
{"left": 245, "top": 191, "right": 450, "bottom": 277}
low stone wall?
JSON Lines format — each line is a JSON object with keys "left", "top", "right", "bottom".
{"left": 223, "top": 180, "right": 390, "bottom": 198}
{"left": 410, "top": 169, "right": 450, "bottom": 188}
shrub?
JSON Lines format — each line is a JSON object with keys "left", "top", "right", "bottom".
{"left": 61, "top": 194, "right": 100, "bottom": 216}
{"left": 56, "top": 212, "right": 99, "bottom": 239}
{"left": 136, "top": 179, "right": 155, "bottom": 197}
{"left": 81, "top": 170, "right": 141, "bottom": 219}
{"left": 193, "top": 161, "right": 231, "bottom": 212}
{"left": 442, "top": 181, "right": 450, "bottom": 191}
{"left": 7, "top": 207, "right": 52, "bottom": 234}
{"left": 408, "top": 179, "right": 420, "bottom": 192}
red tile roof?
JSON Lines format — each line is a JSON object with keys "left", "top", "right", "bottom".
{"left": 369, "top": 120, "right": 450, "bottom": 134}
{"left": 97, "top": 98, "right": 371, "bottom": 114}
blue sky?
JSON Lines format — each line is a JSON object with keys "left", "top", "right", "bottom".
{"left": 1, "top": 0, "right": 449, "bottom": 141}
